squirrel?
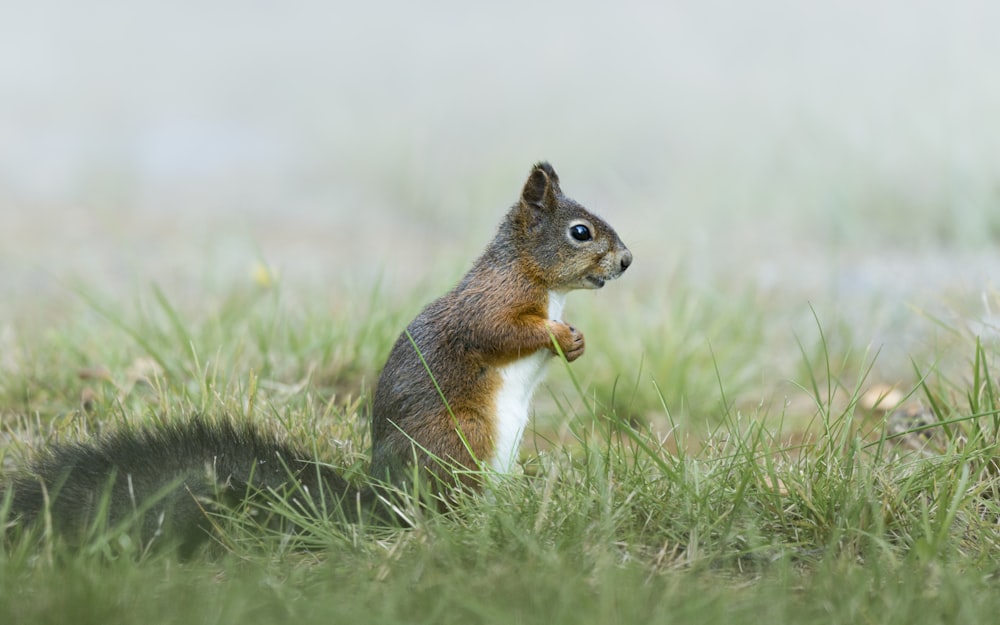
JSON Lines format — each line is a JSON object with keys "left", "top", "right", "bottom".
{"left": 3, "top": 162, "right": 632, "bottom": 553}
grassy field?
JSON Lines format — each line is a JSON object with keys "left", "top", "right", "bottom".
{"left": 2, "top": 268, "right": 1000, "bottom": 625}
{"left": 4, "top": 1, "right": 1000, "bottom": 622}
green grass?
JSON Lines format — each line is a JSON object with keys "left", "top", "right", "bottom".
{"left": 3, "top": 276, "right": 1000, "bottom": 625}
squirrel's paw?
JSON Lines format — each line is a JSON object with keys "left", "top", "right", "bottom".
{"left": 548, "top": 321, "right": 585, "bottom": 362}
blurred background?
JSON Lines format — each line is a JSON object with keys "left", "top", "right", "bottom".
{"left": 2, "top": 0, "right": 999, "bottom": 386}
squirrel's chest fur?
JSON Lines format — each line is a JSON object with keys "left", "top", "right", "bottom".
{"left": 489, "top": 290, "right": 566, "bottom": 472}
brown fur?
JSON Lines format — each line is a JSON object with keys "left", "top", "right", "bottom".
{"left": 369, "top": 162, "right": 631, "bottom": 494}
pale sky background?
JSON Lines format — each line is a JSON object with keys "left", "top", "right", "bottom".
{"left": 1, "top": 1, "right": 998, "bottom": 360}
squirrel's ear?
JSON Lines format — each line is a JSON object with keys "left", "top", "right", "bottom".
{"left": 521, "top": 162, "right": 561, "bottom": 209}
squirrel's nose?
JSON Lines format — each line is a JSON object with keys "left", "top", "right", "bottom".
{"left": 620, "top": 250, "right": 633, "bottom": 271}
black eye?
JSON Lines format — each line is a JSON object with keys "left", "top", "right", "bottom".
{"left": 569, "top": 224, "right": 592, "bottom": 242}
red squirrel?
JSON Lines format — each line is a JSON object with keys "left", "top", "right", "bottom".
{"left": 6, "top": 162, "right": 631, "bottom": 553}
{"left": 370, "top": 161, "right": 631, "bottom": 491}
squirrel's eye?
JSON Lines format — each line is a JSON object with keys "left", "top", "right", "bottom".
{"left": 569, "top": 224, "right": 592, "bottom": 242}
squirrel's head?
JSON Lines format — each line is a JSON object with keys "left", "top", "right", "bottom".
{"left": 513, "top": 162, "right": 632, "bottom": 291}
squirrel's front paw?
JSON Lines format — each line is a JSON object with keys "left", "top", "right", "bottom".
{"left": 547, "top": 321, "right": 585, "bottom": 362}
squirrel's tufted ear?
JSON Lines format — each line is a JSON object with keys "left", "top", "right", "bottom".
{"left": 521, "top": 162, "right": 562, "bottom": 209}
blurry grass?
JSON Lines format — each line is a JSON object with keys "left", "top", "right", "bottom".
{"left": 3, "top": 279, "right": 1000, "bottom": 624}
{"left": 567, "top": 274, "right": 872, "bottom": 441}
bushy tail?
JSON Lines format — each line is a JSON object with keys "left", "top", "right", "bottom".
{"left": 4, "top": 418, "right": 384, "bottom": 555}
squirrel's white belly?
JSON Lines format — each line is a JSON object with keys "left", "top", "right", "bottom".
{"left": 489, "top": 291, "right": 567, "bottom": 473}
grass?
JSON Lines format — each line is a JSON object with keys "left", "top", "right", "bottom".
{"left": 3, "top": 274, "right": 1000, "bottom": 625}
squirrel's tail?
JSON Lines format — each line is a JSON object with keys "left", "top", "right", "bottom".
{"left": 4, "top": 418, "right": 387, "bottom": 555}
